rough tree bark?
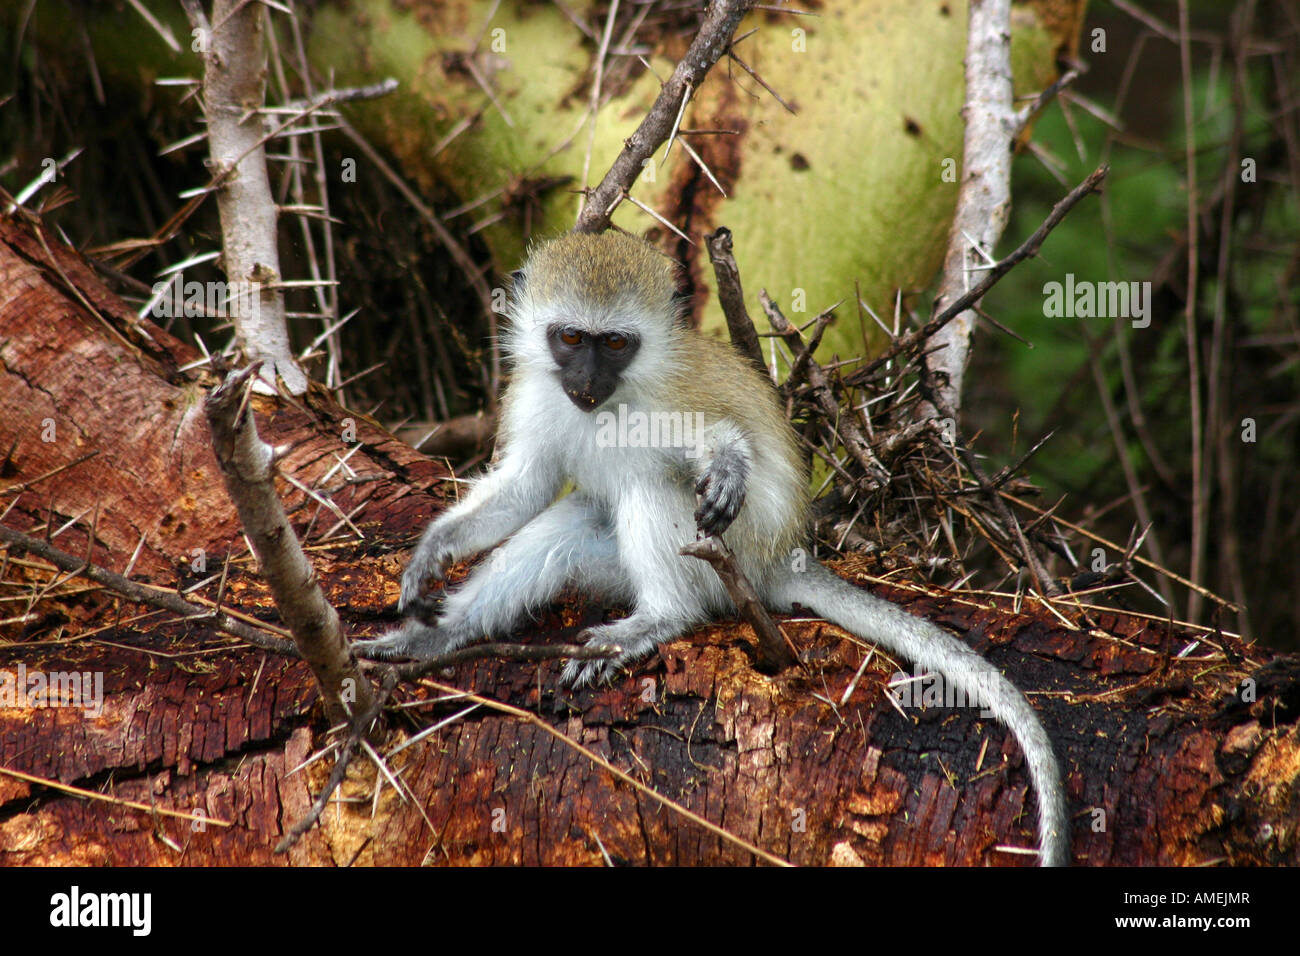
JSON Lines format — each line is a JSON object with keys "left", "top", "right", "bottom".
{"left": 0, "top": 217, "right": 1296, "bottom": 866}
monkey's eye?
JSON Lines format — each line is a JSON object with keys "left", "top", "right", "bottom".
{"left": 604, "top": 333, "right": 628, "bottom": 351}
{"left": 560, "top": 329, "right": 583, "bottom": 346}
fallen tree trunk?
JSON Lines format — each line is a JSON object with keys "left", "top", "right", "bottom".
{"left": 0, "top": 215, "right": 1295, "bottom": 866}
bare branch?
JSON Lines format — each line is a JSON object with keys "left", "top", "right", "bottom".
{"left": 204, "top": 363, "right": 375, "bottom": 721}
{"left": 575, "top": 0, "right": 755, "bottom": 233}
{"left": 705, "top": 227, "right": 766, "bottom": 376}
{"left": 920, "top": 0, "right": 1015, "bottom": 421}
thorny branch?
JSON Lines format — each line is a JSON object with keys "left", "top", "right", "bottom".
{"left": 720, "top": 167, "right": 1110, "bottom": 590}
{"left": 204, "top": 362, "right": 373, "bottom": 721}
{"left": 761, "top": 290, "right": 891, "bottom": 491}
{"left": 574, "top": 0, "right": 755, "bottom": 233}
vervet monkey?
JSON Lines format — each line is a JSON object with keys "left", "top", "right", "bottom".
{"left": 355, "top": 231, "right": 1068, "bottom": 866}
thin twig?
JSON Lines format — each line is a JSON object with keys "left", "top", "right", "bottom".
{"left": 846, "top": 166, "right": 1109, "bottom": 388}
{"left": 0, "top": 766, "right": 230, "bottom": 826}
{"left": 0, "top": 523, "right": 296, "bottom": 654}
{"left": 704, "top": 227, "right": 766, "bottom": 376}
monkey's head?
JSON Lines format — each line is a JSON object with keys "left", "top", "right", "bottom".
{"left": 506, "top": 232, "right": 684, "bottom": 412}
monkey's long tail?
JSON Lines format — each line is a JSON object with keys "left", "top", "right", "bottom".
{"left": 769, "top": 563, "right": 1068, "bottom": 867}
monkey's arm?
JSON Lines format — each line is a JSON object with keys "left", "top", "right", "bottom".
{"left": 692, "top": 422, "right": 752, "bottom": 537}
{"left": 400, "top": 447, "right": 562, "bottom": 613}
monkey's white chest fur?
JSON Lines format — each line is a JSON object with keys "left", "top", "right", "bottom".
{"left": 503, "top": 373, "right": 743, "bottom": 616}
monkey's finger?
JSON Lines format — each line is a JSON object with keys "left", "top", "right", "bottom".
{"left": 353, "top": 621, "right": 450, "bottom": 661}
{"left": 561, "top": 658, "right": 611, "bottom": 689}
{"left": 694, "top": 508, "right": 725, "bottom": 536}
{"left": 399, "top": 561, "right": 451, "bottom": 614}
{"left": 694, "top": 506, "right": 723, "bottom": 535}
{"left": 397, "top": 590, "right": 438, "bottom": 618}
{"left": 351, "top": 638, "right": 413, "bottom": 662}
{"left": 691, "top": 504, "right": 722, "bottom": 535}
{"left": 697, "top": 487, "right": 745, "bottom": 534}
{"left": 399, "top": 593, "right": 443, "bottom": 623}
{"left": 696, "top": 488, "right": 729, "bottom": 515}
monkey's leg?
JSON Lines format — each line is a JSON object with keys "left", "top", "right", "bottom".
{"left": 560, "top": 484, "right": 721, "bottom": 688}
{"left": 355, "top": 495, "right": 625, "bottom": 662}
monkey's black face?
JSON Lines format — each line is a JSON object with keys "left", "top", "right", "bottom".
{"left": 546, "top": 324, "right": 641, "bottom": 411}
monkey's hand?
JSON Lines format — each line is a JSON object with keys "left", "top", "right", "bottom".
{"left": 352, "top": 620, "right": 459, "bottom": 662}
{"left": 694, "top": 443, "right": 748, "bottom": 537}
{"left": 399, "top": 532, "right": 456, "bottom": 616}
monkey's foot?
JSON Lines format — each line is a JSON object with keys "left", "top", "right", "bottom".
{"left": 560, "top": 655, "right": 624, "bottom": 689}
{"left": 352, "top": 620, "right": 458, "bottom": 662}
{"left": 559, "top": 626, "right": 656, "bottom": 689}
{"left": 396, "top": 591, "right": 442, "bottom": 623}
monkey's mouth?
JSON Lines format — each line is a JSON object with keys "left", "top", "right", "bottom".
{"left": 565, "top": 388, "right": 603, "bottom": 411}
{"left": 560, "top": 377, "right": 617, "bottom": 411}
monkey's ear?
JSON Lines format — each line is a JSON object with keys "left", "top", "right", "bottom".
{"left": 510, "top": 269, "right": 527, "bottom": 293}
